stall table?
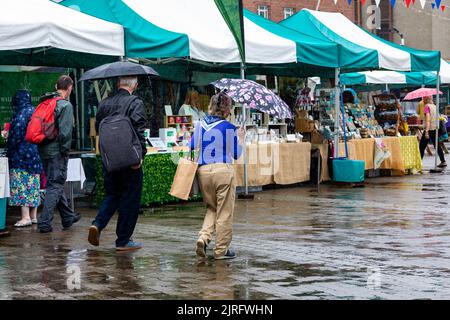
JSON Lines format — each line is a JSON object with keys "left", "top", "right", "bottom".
{"left": 234, "top": 142, "right": 311, "bottom": 187}
{"left": 338, "top": 136, "right": 421, "bottom": 174}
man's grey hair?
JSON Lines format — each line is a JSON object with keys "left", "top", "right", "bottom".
{"left": 118, "top": 76, "right": 138, "bottom": 88}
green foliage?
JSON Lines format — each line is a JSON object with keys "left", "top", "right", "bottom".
{"left": 0, "top": 135, "right": 6, "bottom": 148}
{"left": 94, "top": 153, "right": 202, "bottom": 207}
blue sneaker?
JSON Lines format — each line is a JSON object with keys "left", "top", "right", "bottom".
{"left": 215, "top": 249, "right": 236, "bottom": 260}
{"left": 116, "top": 240, "right": 143, "bottom": 252}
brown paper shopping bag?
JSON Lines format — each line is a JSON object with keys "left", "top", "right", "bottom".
{"left": 169, "top": 157, "right": 199, "bottom": 200}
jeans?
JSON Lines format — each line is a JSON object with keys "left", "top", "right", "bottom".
{"left": 419, "top": 130, "right": 445, "bottom": 162}
{"left": 92, "top": 167, "right": 143, "bottom": 247}
{"left": 38, "top": 154, "right": 76, "bottom": 231}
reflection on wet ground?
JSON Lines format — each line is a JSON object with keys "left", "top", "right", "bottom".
{"left": 1, "top": 159, "right": 450, "bottom": 299}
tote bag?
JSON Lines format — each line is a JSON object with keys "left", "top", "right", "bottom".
{"left": 169, "top": 124, "right": 201, "bottom": 200}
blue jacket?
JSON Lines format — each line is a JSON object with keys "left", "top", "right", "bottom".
{"left": 189, "top": 115, "right": 242, "bottom": 166}
{"left": 7, "top": 90, "right": 43, "bottom": 175}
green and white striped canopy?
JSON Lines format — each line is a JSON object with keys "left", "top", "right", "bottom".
{"left": 280, "top": 9, "right": 441, "bottom": 72}
{"left": 0, "top": 0, "right": 124, "bottom": 67}
{"left": 340, "top": 60, "right": 450, "bottom": 86}
{"left": 61, "top": 0, "right": 340, "bottom": 68}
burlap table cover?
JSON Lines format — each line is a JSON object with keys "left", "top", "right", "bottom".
{"left": 234, "top": 143, "right": 274, "bottom": 187}
{"left": 379, "top": 137, "right": 405, "bottom": 172}
{"left": 274, "top": 142, "right": 311, "bottom": 185}
{"left": 338, "top": 137, "right": 405, "bottom": 171}
{"left": 338, "top": 141, "right": 357, "bottom": 160}
{"left": 234, "top": 142, "right": 311, "bottom": 187}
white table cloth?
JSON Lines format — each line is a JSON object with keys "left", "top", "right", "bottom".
{"left": 0, "top": 157, "right": 10, "bottom": 198}
{"left": 67, "top": 158, "right": 86, "bottom": 189}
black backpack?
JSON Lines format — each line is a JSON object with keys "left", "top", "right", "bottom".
{"left": 98, "top": 97, "right": 142, "bottom": 172}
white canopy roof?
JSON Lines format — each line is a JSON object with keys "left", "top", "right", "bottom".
{"left": 0, "top": 0, "right": 124, "bottom": 56}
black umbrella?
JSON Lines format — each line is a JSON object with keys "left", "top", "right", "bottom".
{"left": 79, "top": 61, "right": 159, "bottom": 81}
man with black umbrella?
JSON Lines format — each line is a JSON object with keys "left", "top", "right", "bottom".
{"left": 88, "top": 76, "right": 147, "bottom": 251}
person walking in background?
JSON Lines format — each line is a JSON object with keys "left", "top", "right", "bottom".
{"left": 7, "top": 90, "right": 43, "bottom": 228}
{"left": 191, "top": 92, "right": 245, "bottom": 260}
{"left": 37, "top": 75, "right": 81, "bottom": 233}
{"left": 88, "top": 76, "right": 147, "bottom": 252}
{"left": 419, "top": 95, "right": 447, "bottom": 168}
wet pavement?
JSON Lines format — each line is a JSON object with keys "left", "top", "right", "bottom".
{"left": 1, "top": 155, "right": 450, "bottom": 300}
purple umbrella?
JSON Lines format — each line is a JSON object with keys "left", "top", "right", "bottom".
{"left": 211, "top": 78, "right": 293, "bottom": 119}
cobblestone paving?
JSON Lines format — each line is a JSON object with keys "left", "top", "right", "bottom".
{"left": 1, "top": 157, "right": 450, "bottom": 299}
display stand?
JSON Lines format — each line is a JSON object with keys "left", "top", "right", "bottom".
{"left": 372, "top": 93, "right": 400, "bottom": 136}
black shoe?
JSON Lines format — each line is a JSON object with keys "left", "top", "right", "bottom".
{"left": 437, "top": 162, "right": 447, "bottom": 168}
{"left": 215, "top": 249, "right": 236, "bottom": 260}
{"left": 196, "top": 239, "right": 207, "bottom": 258}
{"left": 63, "top": 212, "right": 81, "bottom": 230}
{"left": 39, "top": 228, "right": 53, "bottom": 234}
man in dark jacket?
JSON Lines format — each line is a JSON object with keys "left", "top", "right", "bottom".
{"left": 88, "top": 76, "right": 147, "bottom": 252}
{"left": 38, "top": 75, "right": 81, "bottom": 233}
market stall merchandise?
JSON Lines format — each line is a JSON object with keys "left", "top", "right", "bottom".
{"left": 372, "top": 93, "right": 401, "bottom": 136}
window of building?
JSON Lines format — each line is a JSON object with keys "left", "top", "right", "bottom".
{"left": 283, "top": 7, "right": 294, "bottom": 19}
{"left": 257, "top": 5, "right": 269, "bottom": 19}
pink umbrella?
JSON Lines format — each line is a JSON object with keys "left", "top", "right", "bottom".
{"left": 403, "top": 88, "right": 443, "bottom": 100}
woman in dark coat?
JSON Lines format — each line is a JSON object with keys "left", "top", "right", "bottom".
{"left": 7, "top": 90, "right": 43, "bottom": 227}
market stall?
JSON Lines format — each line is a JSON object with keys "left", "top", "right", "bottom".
{"left": 280, "top": 8, "right": 441, "bottom": 160}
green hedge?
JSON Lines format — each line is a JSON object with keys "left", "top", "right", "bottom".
{"left": 95, "top": 153, "right": 202, "bottom": 207}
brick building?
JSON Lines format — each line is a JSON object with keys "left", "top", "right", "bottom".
{"left": 243, "top": 0, "right": 357, "bottom": 22}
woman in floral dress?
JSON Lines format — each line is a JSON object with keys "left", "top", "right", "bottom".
{"left": 7, "top": 90, "right": 43, "bottom": 227}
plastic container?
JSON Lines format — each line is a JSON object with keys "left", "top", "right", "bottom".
{"left": 332, "top": 158, "right": 365, "bottom": 183}
{"left": 0, "top": 197, "right": 7, "bottom": 230}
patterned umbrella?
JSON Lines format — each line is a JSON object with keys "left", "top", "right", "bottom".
{"left": 211, "top": 78, "right": 293, "bottom": 119}
{"left": 403, "top": 88, "right": 443, "bottom": 100}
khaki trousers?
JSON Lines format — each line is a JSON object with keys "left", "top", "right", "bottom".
{"left": 197, "top": 163, "right": 236, "bottom": 258}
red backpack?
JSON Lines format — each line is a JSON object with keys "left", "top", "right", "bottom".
{"left": 25, "top": 97, "right": 62, "bottom": 144}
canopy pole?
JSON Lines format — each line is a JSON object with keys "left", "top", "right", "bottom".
{"left": 333, "top": 68, "right": 340, "bottom": 158}
{"left": 240, "top": 62, "right": 248, "bottom": 195}
{"left": 81, "top": 68, "right": 85, "bottom": 150}
{"left": 73, "top": 68, "right": 81, "bottom": 150}
{"left": 434, "top": 71, "right": 441, "bottom": 171}
{"left": 386, "top": 84, "right": 389, "bottom": 92}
